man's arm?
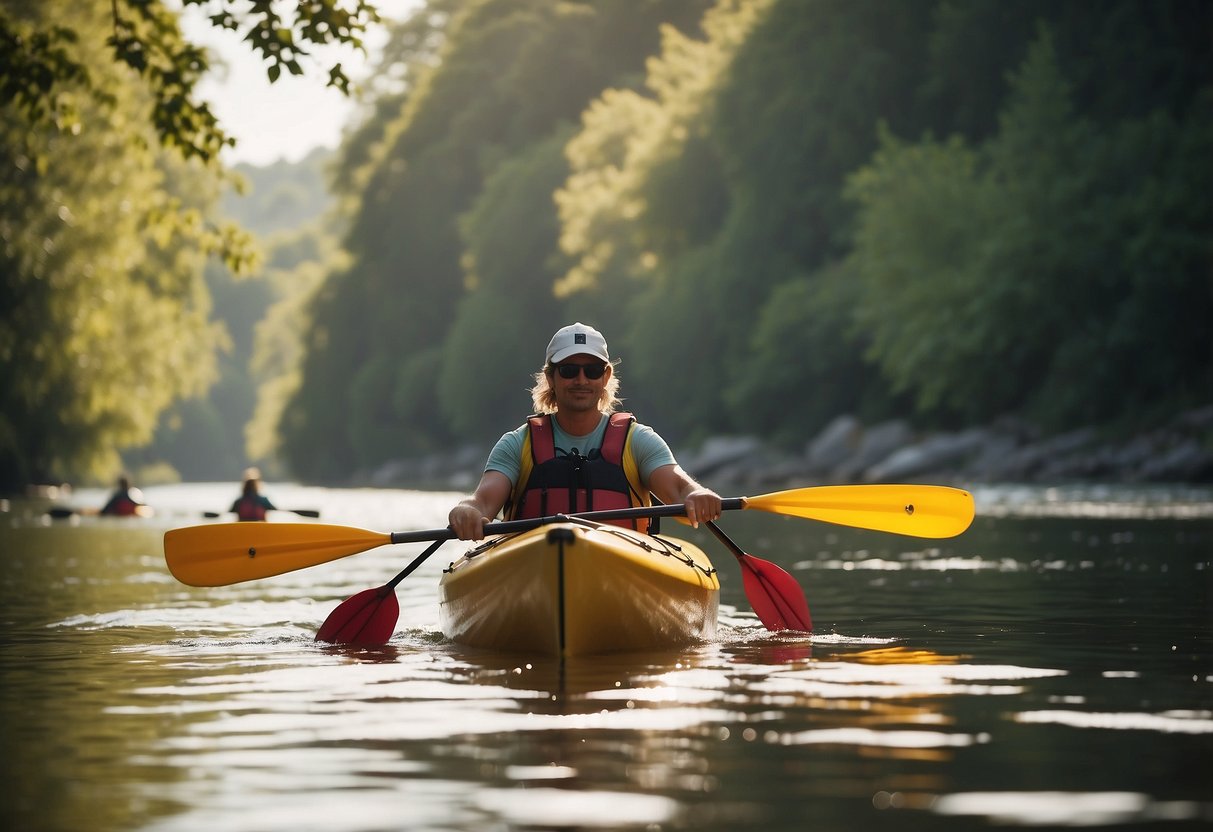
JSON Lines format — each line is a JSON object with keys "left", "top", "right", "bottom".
{"left": 648, "top": 463, "right": 722, "bottom": 528}
{"left": 448, "top": 470, "right": 513, "bottom": 540}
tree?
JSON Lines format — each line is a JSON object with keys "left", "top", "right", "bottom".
{"left": 0, "top": 1, "right": 379, "bottom": 488}
{"left": 282, "top": 0, "right": 711, "bottom": 479}
{"left": 0, "top": 2, "right": 226, "bottom": 486}
{"left": 437, "top": 131, "right": 572, "bottom": 441}
{"left": 846, "top": 27, "right": 1212, "bottom": 428}
{"left": 554, "top": 0, "right": 935, "bottom": 440}
{"left": 2, "top": 0, "right": 381, "bottom": 164}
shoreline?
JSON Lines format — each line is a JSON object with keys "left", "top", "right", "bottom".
{"left": 359, "top": 405, "right": 1213, "bottom": 493}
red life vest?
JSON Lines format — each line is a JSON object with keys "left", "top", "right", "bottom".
{"left": 102, "top": 495, "right": 139, "bottom": 516}
{"left": 508, "top": 412, "right": 650, "bottom": 530}
{"left": 234, "top": 496, "right": 268, "bottom": 522}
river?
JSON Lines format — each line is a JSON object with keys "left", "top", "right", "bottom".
{"left": 2, "top": 482, "right": 1210, "bottom": 831}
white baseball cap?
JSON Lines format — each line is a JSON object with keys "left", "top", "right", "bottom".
{"left": 545, "top": 322, "right": 610, "bottom": 364}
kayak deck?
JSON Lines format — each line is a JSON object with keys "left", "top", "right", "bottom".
{"left": 438, "top": 520, "right": 719, "bottom": 657}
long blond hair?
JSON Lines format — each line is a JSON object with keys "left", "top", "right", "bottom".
{"left": 530, "top": 361, "right": 623, "bottom": 414}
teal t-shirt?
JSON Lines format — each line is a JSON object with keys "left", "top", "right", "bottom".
{"left": 485, "top": 414, "right": 675, "bottom": 488}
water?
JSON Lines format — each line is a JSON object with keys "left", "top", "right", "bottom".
{"left": 2, "top": 482, "right": 1210, "bottom": 831}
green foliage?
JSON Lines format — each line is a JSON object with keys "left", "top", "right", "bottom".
{"left": 847, "top": 27, "right": 1213, "bottom": 428}
{"left": 438, "top": 132, "right": 571, "bottom": 440}
{"left": 1, "top": 0, "right": 379, "bottom": 165}
{"left": 556, "top": 0, "right": 764, "bottom": 298}
{"left": 0, "top": 15, "right": 92, "bottom": 135}
{"left": 132, "top": 149, "right": 339, "bottom": 482}
{"left": 710, "top": 0, "right": 937, "bottom": 268}
{"left": 547, "top": 0, "right": 775, "bottom": 444}
{"left": 245, "top": 253, "right": 339, "bottom": 466}
{"left": 348, "top": 352, "right": 421, "bottom": 464}
{"left": 283, "top": 0, "right": 712, "bottom": 478}
{"left": 125, "top": 377, "right": 243, "bottom": 481}
{"left": 619, "top": 245, "right": 741, "bottom": 441}
{"left": 273, "top": 0, "right": 1210, "bottom": 481}
{"left": 726, "top": 261, "right": 906, "bottom": 443}
{"left": 0, "top": 1, "right": 365, "bottom": 488}
{"left": 222, "top": 148, "right": 335, "bottom": 235}
{"left": 0, "top": 1, "right": 228, "bottom": 488}
{"left": 555, "top": 0, "right": 941, "bottom": 442}
{"left": 277, "top": 262, "right": 366, "bottom": 480}
{"left": 847, "top": 129, "right": 1008, "bottom": 417}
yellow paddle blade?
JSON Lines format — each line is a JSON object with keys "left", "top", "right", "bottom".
{"left": 164, "top": 523, "right": 392, "bottom": 587}
{"left": 745, "top": 484, "right": 975, "bottom": 538}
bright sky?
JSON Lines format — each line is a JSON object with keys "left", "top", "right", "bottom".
{"left": 178, "top": 1, "right": 423, "bottom": 166}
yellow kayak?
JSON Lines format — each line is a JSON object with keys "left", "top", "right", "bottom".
{"left": 438, "top": 520, "right": 720, "bottom": 657}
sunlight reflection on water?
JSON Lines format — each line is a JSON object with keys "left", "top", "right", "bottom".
{"left": 970, "top": 483, "right": 1213, "bottom": 518}
{"left": 474, "top": 787, "right": 680, "bottom": 827}
{"left": 931, "top": 791, "right": 1210, "bottom": 826}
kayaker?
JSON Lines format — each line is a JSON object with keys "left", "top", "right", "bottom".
{"left": 230, "top": 467, "right": 277, "bottom": 521}
{"left": 100, "top": 475, "right": 149, "bottom": 516}
{"left": 448, "top": 322, "right": 722, "bottom": 540}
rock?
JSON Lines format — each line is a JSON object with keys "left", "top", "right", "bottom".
{"left": 368, "top": 459, "right": 412, "bottom": 487}
{"left": 361, "top": 402, "right": 1213, "bottom": 490}
{"left": 698, "top": 443, "right": 791, "bottom": 488}
{"left": 832, "top": 420, "right": 914, "bottom": 482}
{"left": 1136, "top": 439, "right": 1213, "bottom": 482}
{"left": 863, "top": 428, "right": 989, "bottom": 482}
{"left": 444, "top": 444, "right": 488, "bottom": 489}
{"left": 1174, "top": 404, "right": 1213, "bottom": 431}
{"left": 804, "top": 414, "right": 861, "bottom": 473}
{"left": 982, "top": 427, "right": 1098, "bottom": 481}
{"left": 736, "top": 457, "right": 814, "bottom": 490}
{"left": 681, "top": 436, "right": 766, "bottom": 478}
{"left": 963, "top": 432, "right": 1022, "bottom": 481}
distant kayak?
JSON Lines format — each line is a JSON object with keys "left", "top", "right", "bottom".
{"left": 48, "top": 505, "right": 154, "bottom": 519}
{"left": 202, "top": 508, "right": 321, "bottom": 520}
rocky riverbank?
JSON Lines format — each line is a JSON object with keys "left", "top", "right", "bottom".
{"left": 366, "top": 404, "right": 1213, "bottom": 492}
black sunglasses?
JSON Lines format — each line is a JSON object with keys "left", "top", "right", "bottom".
{"left": 553, "top": 361, "right": 607, "bottom": 380}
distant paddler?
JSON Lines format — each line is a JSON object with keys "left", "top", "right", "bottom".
{"left": 230, "top": 467, "right": 277, "bottom": 522}
{"left": 100, "top": 475, "right": 153, "bottom": 517}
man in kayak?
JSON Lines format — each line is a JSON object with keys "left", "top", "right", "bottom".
{"left": 100, "top": 475, "right": 150, "bottom": 516}
{"left": 230, "top": 467, "right": 277, "bottom": 521}
{"left": 448, "top": 322, "right": 722, "bottom": 540}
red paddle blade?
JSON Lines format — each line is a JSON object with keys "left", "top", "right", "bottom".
{"left": 739, "top": 555, "right": 812, "bottom": 633}
{"left": 315, "top": 586, "right": 400, "bottom": 644}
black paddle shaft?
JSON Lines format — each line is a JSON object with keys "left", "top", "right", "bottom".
{"left": 386, "top": 499, "right": 747, "bottom": 546}
{"left": 384, "top": 538, "right": 448, "bottom": 590}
